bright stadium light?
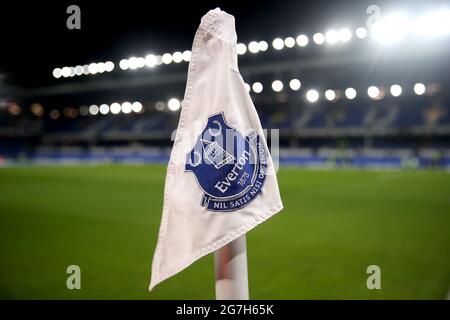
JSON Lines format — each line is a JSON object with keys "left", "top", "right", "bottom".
{"left": 121, "top": 102, "right": 132, "bottom": 114}
{"left": 252, "top": 82, "right": 263, "bottom": 93}
{"left": 96, "top": 62, "right": 106, "bottom": 73}
{"left": 168, "top": 98, "right": 181, "bottom": 111}
{"left": 128, "top": 57, "right": 139, "bottom": 69}
{"left": 284, "top": 37, "right": 296, "bottom": 48}
{"left": 367, "top": 86, "right": 380, "bottom": 99}
{"left": 413, "top": 10, "right": 450, "bottom": 37}
{"left": 52, "top": 68, "right": 62, "bottom": 78}
{"left": 82, "top": 65, "right": 89, "bottom": 75}
{"left": 88, "top": 63, "right": 98, "bottom": 74}
{"left": 345, "top": 87, "right": 357, "bottom": 99}
{"left": 119, "top": 59, "right": 129, "bottom": 70}
{"left": 145, "top": 54, "right": 158, "bottom": 68}
{"left": 313, "top": 33, "right": 325, "bottom": 45}
{"left": 258, "top": 41, "right": 268, "bottom": 52}
{"left": 182, "top": 50, "right": 191, "bottom": 62}
{"left": 296, "top": 34, "right": 309, "bottom": 47}
{"left": 244, "top": 83, "right": 251, "bottom": 92}
{"left": 289, "top": 79, "right": 301, "bottom": 91}
{"left": 390, "top": 84, "right": 402, "bottom": 97}
{"left": 355, "top": 27, "right": 368, "bottom": 39}
{"left": 161, "top": 53, "right": 173, "bottom": 64}
{"left": 132, "top": 101, "right": 143, "bottom": 113}
{"left": 339, "top": 28, "right": 352, "bottom": 42}
{"left": 306, "top": 89, "right": 319, "bottom": 103}
{"left": 99, "top": 104, "right": 109, "bottom": 115}
{"left": 325, "top": 29, "right": 339, "bottom": 44}
{"left": 105, "top": 61, "right": 114, "bottom": 72}
{"left": 272, "top": 80, "right": 283, "bottom": 92}
{"left": 325, "top": 89, "right": 336, "bottom": 101}
{"left": 248, "top": 41, "right": 260, "bottom": 53}
{"left": 237, "top": 43, "right": 247, "bottom": 55}
{"left": 62, "top": 67, "right": 71, "bottom": 77}
{"left": 89, "top": 104, "right": 99, "bottom": 115}
{"left": 371, "top": 13, "right": 409, "bottom": 44}
{"left": 110, "top": 103, "right": 121, "bottom": 114}
{"left": 272, "top": 38, "right": 284, "bottom": 50}
{"left": 74, "top": 65, "right": 83, "bottom": 76}
{"left": 414, "top": 83, "right": 426, "bottom": 95}
{"left": 172, "top": 51, "right": 183, "bottom": 63}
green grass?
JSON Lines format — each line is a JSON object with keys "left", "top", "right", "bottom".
{"left": 0, "top": 165, "right": 449, "bottom": 299}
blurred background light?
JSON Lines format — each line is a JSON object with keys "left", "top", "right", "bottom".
{"left": 306, "top": 89, "right": 319, "bottom": 102}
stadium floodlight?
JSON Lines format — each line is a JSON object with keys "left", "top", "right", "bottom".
{"left": 69, "top": 67, "right": 76, "bottom": 77}
{"left": 258, "top": 41, "right": 268, "bottom": 52}
{"left": 371, "top": 13, "right": 409, "bottom": 45}
{"left": 52, "top": 68, "right": 62, "bottom": 79}
{"left": 390, "top": 84, "right": 402, "bottom": 97}
{"left": 105, "top": 61, "right": 114, "bottom": 72}
{"left": 121, "top": 102, "right": 132, "bottom": 114}
{"left": 272, "top": 38, "right": 284, "bottom": 50}
{"left": 355, "top": 27, "right": 368, "bottom": 39}
{"left": 252, "top": 82, "right": 263, "bottom": 93}
{"left": 284, "top": 37, "right": 296, "bottom": 48}
{"left": 413, "top": 10, "right": 450, "bottom": 37}
{"left": 236, "top": 43, "right": 247, "bottom": 55}
{"left": 99, "top": 104, "right": 109, "bottom": 115}
{"left": 313, "top": 33, "right": 325, "bottom": 45}
{"left": 414, "top": 83, "right": 426, "bottom": 95}
{"left": 182, "top": 50, "right": 191, "bottom": 62}
{"left": 325, "top": 29, "right": 339, "bottom": 44}
{"left": 168, "top": 98, "right": 181, "bottom": 111}
{"left": 367, "top": 86, "right": 380, "bottom": 99}
{"left": 339, "top": 28, "right": 352, "bottom": 42}
{"left": 172, "top": 51, "right": 183, "bottom": 63}
{"left": 271, "top": 80, "right": 283, "bottom": 92}
{"left": 161, "top": 53, "right": 173, "bottom": 64}
{"left": 156, "top": 55, "right": 163, "bottom": 66}
{"left": 248, "top": 41, "right": 260, "bottom": 53}
{"left": 306, "top": 89, "right": 319, "bottom": 103}
{"left": 74, "top": 65, "right": 83, "bottom": 76}
{"left": 88, "top": 63, "right": 98, "bottom": 74}
{"left": 110, "top": 103, "right": 121, "bottom": 114}
{"left": 345, "top": 87, "right": 357, "bottom": 99}
{"left": 244, "top": 83, "right": 251, "bottom": 92}
{"left": 289, "top": 79, "right": 301, "bottom": 91}
{"left": 132, "top": 101, "right": 143, "bottom": 113}
{"left": 82, "top": 65, "right": 89, "bottom": 75}
{"left": 61, "top": 66, "right": 71, "bottom": 77}
{"left": 89, "top": 104, "right": 99, "bottom": 115}
{"left": 128, "top": 57, "right": 139, "bottom": 69}
{"left": 96, "top": 62, "right": 106, "bottom": 73}
{"left": 145, "top": 54, "right": 158, "bottom": 68}
{"left": 119, "top": 59, "right": 129, "bottom": 70}
{"left": 296, "top": 34, "right": 309, "bottom": 47}
{"left": 325, "top": 89, "right": 336, "bottom": 101}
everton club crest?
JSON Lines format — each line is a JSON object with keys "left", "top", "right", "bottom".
{"left": 185, "top": 112, "right": 267, "bottom": 212}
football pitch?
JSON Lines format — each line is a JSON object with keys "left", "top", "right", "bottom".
{"left": 0, "top": 165, "right": 449, "bottom": 299}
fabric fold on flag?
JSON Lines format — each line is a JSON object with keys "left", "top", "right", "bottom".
{"left": 149, "top": 8, "right": 283, "bottom": 291}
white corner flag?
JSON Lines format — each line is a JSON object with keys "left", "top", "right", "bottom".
{"left": 149, "top": 8, "right": 283, "bottom": 291}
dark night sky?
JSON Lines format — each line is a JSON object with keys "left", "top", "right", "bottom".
{"left": 0, "top": 0, "right": 446, "bottom": 87}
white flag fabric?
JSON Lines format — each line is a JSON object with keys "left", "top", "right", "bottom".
{"left": 149, "top": 8, "right": 283, "bottom": 291}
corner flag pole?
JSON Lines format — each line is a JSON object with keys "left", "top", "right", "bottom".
{"left": 214, "top": 235, "right": 249, "bottom": 300}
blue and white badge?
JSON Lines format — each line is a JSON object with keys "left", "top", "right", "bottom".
{"left": 185, "top": 112, "right": 267, "bottom": 212}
